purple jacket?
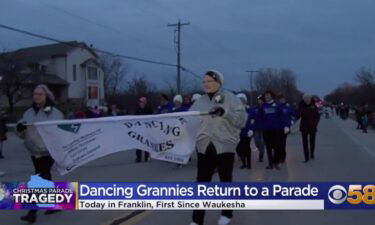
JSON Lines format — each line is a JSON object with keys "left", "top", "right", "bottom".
{"left": 259, "top": 101, "right": 286, "bottom": 131}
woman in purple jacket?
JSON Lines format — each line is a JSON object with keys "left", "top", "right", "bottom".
{"left": 259, "top": 90, "right": 289, "bottom": 170}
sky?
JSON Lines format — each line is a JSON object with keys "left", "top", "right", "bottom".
{"left": 1, "top": 0, "right": 375, "bottom": 97}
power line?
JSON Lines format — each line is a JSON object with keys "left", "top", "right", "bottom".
{"left": 0, "top": 23, "right": 238, "bottom": 92}
{"left": 35, "top": 0, "right": 122, "bottom": 34}
{"left": 0, "top": 23, "right": 176, "bottom": 67}
{"left": 168, "top": 19, "right": 190, "bottom": 94}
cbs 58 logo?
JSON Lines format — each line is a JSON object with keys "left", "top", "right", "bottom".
{"left": 328, "top": 185, "right": 375, "bottom": 205}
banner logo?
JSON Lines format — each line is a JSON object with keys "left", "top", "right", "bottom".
{"left": 57, "top": 124, "right": 81, "bottom": 134}
{"left": 0, "top": 184, "right": 5, "bottom": 201}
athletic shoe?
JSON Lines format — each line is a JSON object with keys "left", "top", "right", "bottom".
{"left": 218, "top": 215, "right": 232, "bottom": 225}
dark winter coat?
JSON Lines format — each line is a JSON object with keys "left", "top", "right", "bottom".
{"left": 297, "top": 101, "right": 320, "bottom": 133}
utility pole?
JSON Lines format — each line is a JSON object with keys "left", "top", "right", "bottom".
{"left": 168, "top": 19, "right": 190, "bottom": 94}
{"left": 246, "top": 70, "right": 259, "bottom": 106}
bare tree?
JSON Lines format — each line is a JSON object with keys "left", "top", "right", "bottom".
{"left": 355, "top": 67, "right": 374, "bottom": 87}
{"left": 126, "top": 72, "right": 156, "bottom": 98}
{"left": 100, "top": 54, "right": 129, "bottom": 97}
{"left": 325, "top": 67, "right": 375, "bottom": 108}
{"left": 0, "top": 52, "right": 30, "bottom": 112}
{"left": 253, "top": 68, "right": 302, "bottom": 103}
{"left": 164, "top": 74, "right": 201, "bottom": 97}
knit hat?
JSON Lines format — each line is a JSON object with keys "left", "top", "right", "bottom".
{"left": 192, "top": 93, "right": 201, "bottom": 102}
{"left": 257, "top": 94, "right": 264, "bottom": 100}
{"left": 303, "top": 94, "right": 312, "bottom": 105}
{"left": 205, "top": 70, "right": 224, "bottom": 85}
{"left": 139, "top": 97, "right": 147, "bottom": 104}
{"left": 34, "top": 84, "right": 55, "bottom": 101}
{"left": 173, "top": 94, "right": 183, "bottom": 103}
{"left": 236, "top": 93, "right": 247, "bottom": 102}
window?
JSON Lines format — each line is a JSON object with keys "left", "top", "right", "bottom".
{"left": 88, "top": 86, "right": 98, "bottom": 99}
{"left": 73, "top": 64, "right": 77, "bottom": 81}
{"left": 88, "top": 66, "right": 98, "bottom": 80}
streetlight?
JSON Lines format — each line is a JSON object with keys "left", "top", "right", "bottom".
{"left": 246, "top": 70, "right": 259, "bottom": 106}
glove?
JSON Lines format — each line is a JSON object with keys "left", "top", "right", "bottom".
{"left": 209, "top": 106, "right": 225, "bottom": 117}
{"left": 284, "top": 127, "right": 290, "bottom": 134}
{"left": 247, "top": 130, "right": 254, "bottom": 138}
{"left": 16, "top": 123, "right": 27, "bottom": 132}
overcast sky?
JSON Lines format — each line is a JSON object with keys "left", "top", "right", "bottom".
{"left": 1, "top": 0, "right": 375, "bottom": 97}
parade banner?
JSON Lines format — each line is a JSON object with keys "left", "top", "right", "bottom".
{"left": 1, "top": 176, "right": 374, "bottom": 210}
{"left": 34, "top": 112, "right": 202, "bottom": 175}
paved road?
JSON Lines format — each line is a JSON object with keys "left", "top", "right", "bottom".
{"left": 0, "top": 116, "right": 374, "bottom": 225}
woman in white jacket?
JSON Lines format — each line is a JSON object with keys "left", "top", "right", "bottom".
{"left": 16, "top": 84, "right": 64, "bottom": 223}
{"left": 189, "top": 70, "right": 247, "bottom": 225}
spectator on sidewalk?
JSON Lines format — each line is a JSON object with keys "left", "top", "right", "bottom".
{"left": 367, "top": 110, "right": 374, "bottom": 131}
{"left": 360, "top": 104, "right": 369, "bottom": 133}
{"left": 108, "top": 104, "right": 120, "bottom": 116}
{"left": 15, "top": 84, "right": 64, "bottom": 223}
{"left": 157, "top": 94, "right": 173, "bottom": 114}
{"left": 74, "top": 107, "right": 86, "bottom": 119}
{"left": 355, "top": 107, "right": 362, "bottom": 129}
{"left": 0, "top": 110, "right": 8, "bottom": 159}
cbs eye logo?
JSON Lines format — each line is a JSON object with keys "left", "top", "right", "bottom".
{"left": 328, "top": 185, "right": 375, "bottom": 205}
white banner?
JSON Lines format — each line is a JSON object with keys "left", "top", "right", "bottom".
{"left": 34, "top": 112, "right": 202, "bottom": 175}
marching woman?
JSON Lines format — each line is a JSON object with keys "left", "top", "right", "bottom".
{"left": 172, "top": 94, "right": 184, "bottom": 113}
{"left": 189, "top": 70, "right": 247, "bottom": 225}
{"left": 259, "top": 90, "right": 288, "bottom": 170}
{"left": 16, "top": 84, "right": 64, "bottom": 223}
{"left": 236, "top": 93, "right": 254, "bottom": 169}
{"left": 277, "top": 94, "right": 295, "bottom": 163}
{"left": 297, "top": 94, "right": 320, "bottom": 162}
{"left": 252, "top": 95, "right": 265, "bottom": 162}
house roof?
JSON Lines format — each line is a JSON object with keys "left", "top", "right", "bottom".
{"left": 3, "top": 41, "right": 98, "bottom": 64}
{"left": 21, "top": 73, "right": 69, "bottom": 86}
{"left": 80, "top": 58, "right": 100, "bottom": 67}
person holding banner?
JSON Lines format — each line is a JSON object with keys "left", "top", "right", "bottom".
{"left": 189, "top": 70, "right": 247, "bottom": 225}
{"left": 135, "top": 97, "right": 153, "bottom": 163}
{"left": 172, "top": 94, "right": 190, "bottom": 168}
{"left": 15, "top": 84, "right": 64, "bottom": 223}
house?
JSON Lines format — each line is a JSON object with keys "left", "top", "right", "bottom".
{"left": 0, "top": 41, "right": 105, "bottom": 108}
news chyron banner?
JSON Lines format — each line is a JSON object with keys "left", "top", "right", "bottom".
{"left": 1, "top": 176, "right": 374, "bottom": 210}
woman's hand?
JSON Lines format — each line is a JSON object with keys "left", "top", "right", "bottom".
{"left": 209, "top": 106, "right": 225, "bottom": 117}
{"left": 16, "top": 123, "right": 27, "bottom": 132}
